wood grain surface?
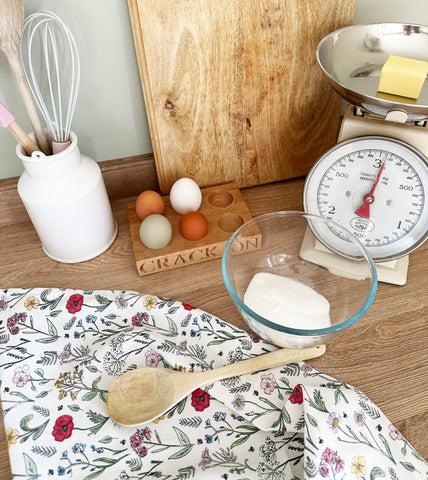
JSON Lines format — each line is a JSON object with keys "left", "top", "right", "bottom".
{"left": 128, "top": 0, "right": 356, "bottom": 193}
{"left": 0, "top": 177, "right": 426, "bottom": 476}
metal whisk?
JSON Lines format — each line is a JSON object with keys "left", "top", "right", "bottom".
{"left": 19, "top": 10, "right": 80, "bottom": 153}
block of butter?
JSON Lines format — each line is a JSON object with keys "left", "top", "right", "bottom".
{"left": 378, "top": 55, "right": 428, "bottom": 99}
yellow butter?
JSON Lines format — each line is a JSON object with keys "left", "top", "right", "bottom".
{"left": 376, "top": 91, "right": 416, "bottom": 105}
{"left": 378, "top": 55, "right": 428, "bottom": 99}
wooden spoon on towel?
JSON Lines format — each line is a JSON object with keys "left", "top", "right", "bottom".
{"left": 107, "top": 344, "right": 326, "bottom": 426}
{"left": 0, "top": 0, "right": 50, "bottom": 155}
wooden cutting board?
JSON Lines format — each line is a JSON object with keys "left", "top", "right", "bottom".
{"left": 128, "top": 0, "right": 356, "bottom": 194}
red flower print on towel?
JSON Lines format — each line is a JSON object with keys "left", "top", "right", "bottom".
{"left": 182, "top": 303, "right": 196, "bottom": 311}
{"left": 289, "top": 384, "right": 303, "bottom": 404}
{"left": 191, "top": 388, "right": 210, "bottom": 411}
{"left": 52, "top": 415, "right": 74, "bottom": 442}
{"left": 66, "top": 294, "right": 84, "bottom": 314}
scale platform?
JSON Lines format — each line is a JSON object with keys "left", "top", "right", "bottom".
{"left": 300, "top": 227, "right": 409, "bottom": 285}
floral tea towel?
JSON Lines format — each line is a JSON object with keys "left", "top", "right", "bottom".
{"left": 0, "top": 288, "right": 426, "bottom": 479}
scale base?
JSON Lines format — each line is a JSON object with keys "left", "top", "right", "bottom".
{"left": 300, "top": 228, "right": 409, "bottom": 285}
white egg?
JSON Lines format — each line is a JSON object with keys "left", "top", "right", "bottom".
{"left": 169, "top": 177, "right": 202, "bottom": 215}
{"left": 139, "top": 214, "right": 172, "bottom": 249}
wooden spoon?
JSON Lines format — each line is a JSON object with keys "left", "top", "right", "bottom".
{"left": 0, "top": 0, "right": 50, "bottom": 155}
{"left": 107, "top": 344, "right": 326, "bottom": 426}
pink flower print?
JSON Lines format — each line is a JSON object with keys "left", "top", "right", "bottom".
{"left": 130, "top": 426, "right": 151, "bottom": 456}
{"left": 12, "top": 364, "right": 30, "bottom": 387}
{"left": 6, "top": 316, "right": 19, "bottom": 335}
{"left": 319, "top": 447, "right": 344, "bottom": 478}
{"left": 132, "top": 312, "right": 149, "bottom": 327}
{"left": 145, "top": 349, "right": 159, "bottom": 367}
{"left": 260, "top": 373, "right": 276, "bottom": 395}
{"left": 319, "top": 463, "right": 329, "bottom": 478}
{"left": 335, "top": 457, "right": 345, "bottom": 473}
{"left": 130, "top": 432, "right": 142, "bottom": 449}
{"left": 176, "top": 340, "right": 187, "bottom": 354}
{"left": 130, "top": 426, "right": 152, "bottom": 457}
{"left": 301, "top": 363, "right": 313, "bottom": 376}
{"left": 135, "top": 445, "right": 148, "bottom": 457}
{"left": 249, "top": 333, "right": 260, "bottom": 343}
{"left": 389, "top": 424, "right": 403, "bottom": 440}
{"left": 199, "top": 447, "right": 211, "bottom": 471}
{"left": 59, "top": 343, "right": 72, "bottom": 364}
{"left": 322, "top": 447, "right": 334, "bottom": 463}
{"left": 17, "top": 312, "right": 27, "bottom": 323}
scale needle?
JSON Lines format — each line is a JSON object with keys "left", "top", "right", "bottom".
{"left": 354, "top": 156, "right": 387, "bottom": 218}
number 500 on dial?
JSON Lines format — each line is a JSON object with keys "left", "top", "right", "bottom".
{"left": 303, "top": 136, "right": 428, "bottom": 262}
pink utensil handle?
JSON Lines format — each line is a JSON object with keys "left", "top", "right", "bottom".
{"left": 0, "top": 100, "right": 39, "bottom": 155}
{"left": 8, "top": 120, "right": 39, "bottom": 155}
{"left": 0, "top": 101, "right": 14, "bottom": 127}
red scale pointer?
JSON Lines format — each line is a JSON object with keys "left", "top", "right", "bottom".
{"left": 354, "top": 156, "right": 387, "bottom": 218}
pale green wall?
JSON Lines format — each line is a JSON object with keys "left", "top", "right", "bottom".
{"left": 0, "top": 0, "right": 427, "bottom": 179}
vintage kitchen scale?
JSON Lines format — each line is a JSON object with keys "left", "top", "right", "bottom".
{"left": 301, "top": 23, "right": 428, "bottom": 285}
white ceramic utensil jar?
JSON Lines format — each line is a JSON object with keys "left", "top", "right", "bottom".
{"left": 16, "top": 132, "right": 117, "bottom": 263}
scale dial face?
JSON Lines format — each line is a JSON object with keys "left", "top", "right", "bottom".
{"left": 303, "top": 136, "right": 428, "bottom": 262}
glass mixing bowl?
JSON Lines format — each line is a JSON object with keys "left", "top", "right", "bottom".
{"left": 222, "top": 211, "right": 377, "bottom": 348}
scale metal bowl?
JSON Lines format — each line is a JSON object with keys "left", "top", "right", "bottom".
{"left": 317, "top": 23, "right": 428, "bottom": 121}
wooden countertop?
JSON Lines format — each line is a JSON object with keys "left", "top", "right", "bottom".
{"left": 0, "top": 177, "right": 426, "bottom": 476}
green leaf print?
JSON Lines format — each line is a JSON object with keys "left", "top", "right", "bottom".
{"left": 19, "top": 414, "right": 49, "bottom": 442}
{"left": 23, "top": 452, "right": 38, "bottom": 476}
{"left": 230, "top": 435, "right": 250, "bottom": 449}
{"left": 169, "top": 445, "right": 192, "bottom": 460}
{"left": 166, "top": 316, "right": 178, "bottom": 336}
{"left": 307, "top": 389, "right": 328, "bottom": 413}
{"left": 98, "top": 435, "right": 113, "bottom": 444}
{"left": 173, "top": 426, "right": 191, "bottom": 446}
{"left": 307, "top": 413, "right": 318, "bottom": 428}
{"left": 67, "top": 404, "right": 82, "bottom": 412}
{"left": 370, "top": 466, "right": 386, "bottom": 479}
{"left": 400, "top": 461, "right": 416, "bottom": 472}
{"left": 81, "top": 391, "right": 97, "bottom": 401}
{"left": 40, "top": 289, "right": 65, "bottom": 310}
{"left": 83, "top": 470, "right": 104, "bottom": 480}
{"left": 2, "top": 288, "right": 428, "bottom": 480}
{"left": 94, "top": 294, "right": 113, "bottom": 312}
{"left": 379, "top": 434, "right": 395, "bottom": 464}
{"left": 46, "top": 319, "right": 58, "bottom": 336}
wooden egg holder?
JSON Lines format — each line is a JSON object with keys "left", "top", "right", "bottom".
{"left": 127, "top": 183, "right": 260, "bottom": 276}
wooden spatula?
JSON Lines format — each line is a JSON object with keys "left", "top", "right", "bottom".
{"left": 107, "top": 344, "right": 326, "bottom": 426}
{"left": 0, "top": 0, "right": 50, "bottom": 155}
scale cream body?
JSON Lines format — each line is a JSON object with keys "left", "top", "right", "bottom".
{"left": 303, "top": 106, "right": 428, "bottom": 285}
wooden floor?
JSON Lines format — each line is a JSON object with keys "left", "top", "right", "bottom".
{"left": 0, "top": 177, "right": 426, "bottom": 476}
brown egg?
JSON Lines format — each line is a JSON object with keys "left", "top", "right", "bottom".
{"left": 135, "top": 190, "right": 165, "bottom": 221}
{"left": 179, "top": 211, "right": 208, "bottom": 241}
